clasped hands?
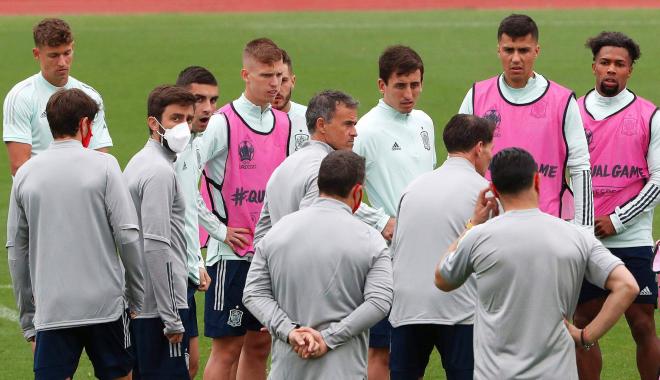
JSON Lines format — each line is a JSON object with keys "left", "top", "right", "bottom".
{"left": 288, "top": 326, "right": 328, "bottom": 359}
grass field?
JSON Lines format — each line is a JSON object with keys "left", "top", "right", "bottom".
{"left": 0, "top": 9, "right": 659, "bottom": 379}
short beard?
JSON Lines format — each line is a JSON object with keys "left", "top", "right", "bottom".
{"left": 598, "top": 82, "right": 620, "bottom": 97}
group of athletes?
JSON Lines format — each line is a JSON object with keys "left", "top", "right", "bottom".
{"left": 3, "top": 12, "right": 659, "bottom": 380}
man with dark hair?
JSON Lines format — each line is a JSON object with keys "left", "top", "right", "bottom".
{"left": 273, "top": 49, "right": 310, "bottom": 151}
{"left": 243, "top": 150, "right": 393, "bottom": 380}
{"left": 124, "top": 85, "right": 196, "bottom": 379}
{"left": 353, "top": 44, "right": 435, "bottom": 378}
{"left": 434, "top": 147, "right": 638, "bottom": 380}
{"left": 459, "top": 13, "right": 593, "bottom": 229}
{"left": 574, "top": 32, "right": 660, "bottom": 380}
{"left": 8, "top": 88, "right": 144, "bottom": 379}
{"left": 174, "top": 65, "right": 220, "bottom": 379}
{"left": 389, "top": 114, "right": 495, "bottom": 380}
{"left": 197, "top": 37, "right": 291, "bottom": 380}
{"left": 3, "top": 17, "right": 112, "bottom": 176}
{"left": 254, "top": 90, "right": 394, "bottom": 245}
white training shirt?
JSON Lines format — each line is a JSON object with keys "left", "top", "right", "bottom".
{"left": 288, "top": 100, "right": 310, "bottom": 151}
{"left": 353, "top": 99, "right": 436, "bottom": 217}
{"left": 3, "top": 72, "right": 113, "bottom": 154}
{"left": 459, "top": 73, "right": 593, "bottom": 228}
{"left": 583, "top": 88, "right": 660, "bottom": 248}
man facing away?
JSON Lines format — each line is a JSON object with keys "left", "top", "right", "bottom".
{"left": 458, "top": 13, "right": 593, "bottom": 228}
{"left": 244, "top": 150, "right": 393, "bottom": 380}
{"left": 124, "top": 85, "right": 196, "bottom": 379}
{"left": 253, "top": 90, "right": 392, "bottom": 247}
{"left": 174, "top": 66, "right": 220, "bottom": 379}
{"left": 352, "top": 45, "right": 436, "bottom": 378}
{"left": 435, "top": 147, "right": 639, "bottom": 380}
{"left": 389, "top": 114, "right": 494, "bottom": 380}
{"left": 272, "top": 49, "right": 310, "bottom": 151}
{"left": 197, "top": 38, "right": 290, "bottom": 380}
{"left": 8, "top": 88, "right": 143, "bottom": 380}
{"left": 3, "top": 18, "right": 112, "bottom": 176}
{"left": 573, "top": 31, "right": 660, "bottom": 380}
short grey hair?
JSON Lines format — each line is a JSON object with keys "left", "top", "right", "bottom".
{"left": 305, "top": 90, "right": 359, "bottom": 134}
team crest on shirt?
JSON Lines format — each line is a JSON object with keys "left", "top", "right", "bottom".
{"left": 530, "top": 100, "right": 547, "bottom": 119}
{"left": 227, "top": 307, "right": 243, "bottom": 327}
{"left": 420, "top": 130, "right": 431, "bottom": 150}
{"left": 239, "top": 140, "right": 256, "bottom": 169}
{"left": 620, "top": 117, "right": 638, "bottom": 136}
{"left": 294, "top": 134, "right": 309, "bottom": 151}
{"left": 482, "top": 109, "right": 501, "bottom": 137}
{"left": 584, "top": 129, "right": 594, "bottom": 152}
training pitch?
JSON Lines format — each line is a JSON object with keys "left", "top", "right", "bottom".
{"left": 0, "top": 9, "right": 659, "bottom": 379}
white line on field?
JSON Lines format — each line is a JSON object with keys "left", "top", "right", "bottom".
{"left": 0, "top": 305, "right": 18, "bottom": 323}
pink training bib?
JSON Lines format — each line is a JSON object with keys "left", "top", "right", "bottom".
{"left": 578, "top": 91, "right": 656, "bottom": 217}
{"left": 199, "top": 102, "right": 290, "bottom": 257}
{"left": 473, "top": 75, "right": 575, "bottom": 219}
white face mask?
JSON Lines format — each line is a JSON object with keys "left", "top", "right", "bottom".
{"left": 154, "top": 119, "right": 191, "bottom": 153}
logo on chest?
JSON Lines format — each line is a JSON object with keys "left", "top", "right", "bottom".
{"left": 40, "top": 110, "right": 47, "bottom": 119}
{"left": 620, "top": 117, "right": 638, "bottom": 136}
{"left": 482, "top": 109, "right": 502, "bottom": 137}
{"left": 238, "top": 140, "right": 256, "bottom": 169}
{"left": 585, "top": 129, "right": 594, "bottom": 152}
{"left": 392, "top": 142, "right": 401, "bottom": 151}
{"left": 294, "top": 134, "right": 309, "bottom": 151}
{"left": 530, "top": 100, "right": 547, "bottom": 119}
{"left": 420, "top": 130, "right": 431, "bottom": 150}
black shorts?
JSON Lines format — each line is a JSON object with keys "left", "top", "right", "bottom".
{"left": 578, "top": 246, "right": 658, "bottom": 307}
{"left": 204, "top": 260, "right": 262, "bottom": 338}
{"left": 369, "top": 317, "right": 392, "bottom": 349}
{"left": 182, "top": 281, "right": 199, "bottom": 338}
{"left": 130, "top": 314, "right": 190, "bottom": 380}
{"left": 34, "top": 312, "right": 133, "bottom": 380}
{"left": 390, "top": 324, "right": 474, "bottom": 380}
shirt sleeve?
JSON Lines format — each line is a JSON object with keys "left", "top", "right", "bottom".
{"left": 243, "top": 241, "right": 298, "bottom": 344}
{"left": 88, "top": 94, "right": 113, "bottom": 150}
{"left": 354, "top": 203, "right": 390, "bottom": 232}
{"left": 458, "top": 88, "right": 473, "bottom": 115}
{"left": 6, "top": 183, "right": 36, "bottom": 340}
{"left": 197, "top": 114, "right": 229, "bottom": 165}
{"left": 253, "top": 197, "right": 272, "bottom": 249}
{"left": 3, "top": 90, "right": 33, "bottom": 145}
{"left": 565, "top": 98, "right": 594, "bottom": 227}
{"left": 104, "top": 156, "right": 144, "bottom": 313}
{"left": 439, "top": 228, "right": 477, "bottom": 287}
{"left": 320, "top": 235, "right": 393, "bottom": 349}
{"left": 196, "top": 189, "right": 227, "bottom": 242}
{"left": 140, "top": 169, "right": 175, "bottom": 244}
{"left": 610, "top": 111, "right": 660, "bottom": 231}
{"left": 584, "top": 234, "right": 624, "bottom": 289}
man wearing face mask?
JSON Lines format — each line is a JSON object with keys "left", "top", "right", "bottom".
{"left": 272, "top": 49, "right": 309, "bottom": 151}
{"left": 352, "top": 44, "right": 435, "bottom": 378}
{"left": 243, "top": 150, "right": 393, "bottom": 380}
{"left": 123, "top": 85, "right": 195, "bottom": 379}
{"left": 253, "top": 90, "right": 391, "bottom": 246}
{"left": 174, "top": 66, "right": 220, "bottom": 379}
{"left": 8, "top": 88, "right": 143, "bottom": 380}
{"left": 197, "top": 38, "right": 291, "bottom": 380}
{"left": 3, "top": 18, "right": 113, "bottom": 176}
{"left": 573, "top": 32, "right": 660, "bottom": 380}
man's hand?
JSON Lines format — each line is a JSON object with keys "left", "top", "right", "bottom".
{"left": 28, "top": 337, "right": 36, "bottom": 353}
{"left": 224, "top": 227, "right": 251, "bottom": 252}
{"left": 471, "top": 187, "right": 499, "bottom": 225}
{"left": 381, "top": 217, "right": 396, "bottom": 241}
{"left": 563, "top": 318, "right": 581, "bottom": 345}
{"left": 129, "top": 310, "right": 138, "bottom": 319}
{"left": 198, "top": 267, "right": 212, "bottom": 292}
{"left": 594, "top": 215, "right": 616, "bottom": 238}
{"left": 290, "top": 327, "right": 328, "bottom": 359}
{"left": 165, "top": 332, "right": 183, "bottom": 344}
{"left": 289, "top": 328, "right": 319, "bottom": 359}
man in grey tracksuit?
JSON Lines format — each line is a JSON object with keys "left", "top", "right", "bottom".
{"left": 244, "top": 150, "right": 393, "bottom": 380}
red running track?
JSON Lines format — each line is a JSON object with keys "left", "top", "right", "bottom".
{"left": 0, "top": 0, "right": 658, "bottom": 15}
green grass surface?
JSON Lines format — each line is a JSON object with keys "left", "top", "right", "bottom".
{"left": 0, "top": 9, "right": 659, "bottom": 379}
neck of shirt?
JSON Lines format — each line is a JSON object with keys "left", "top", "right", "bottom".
{"left": 585, "top": 88, "right": 633, "bottom": 120}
